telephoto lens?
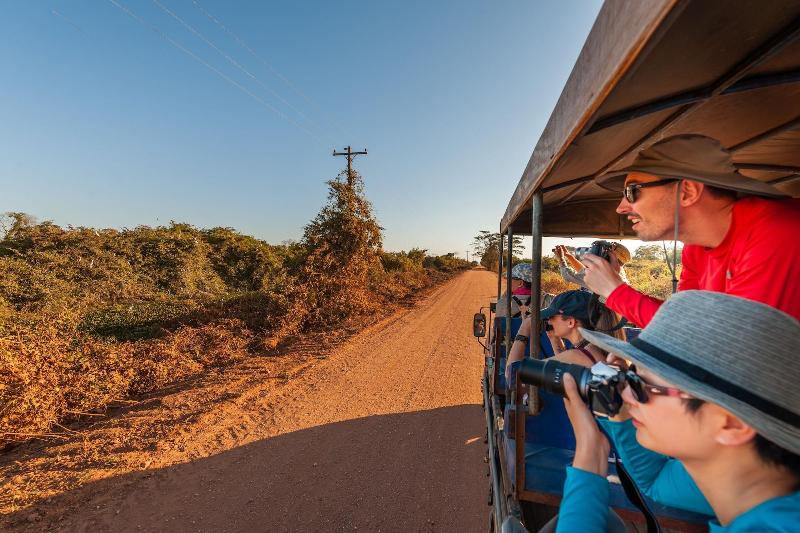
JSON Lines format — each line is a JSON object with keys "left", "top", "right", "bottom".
{"left": 517, "top": 358, "right": 627, "bottom": 415}
{"left": 518, "top": 358, "right": 591, "bottom": 400}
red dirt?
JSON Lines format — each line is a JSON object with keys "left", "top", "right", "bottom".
{"left": 1, "top": 270, "right": 497, "bottom": 532}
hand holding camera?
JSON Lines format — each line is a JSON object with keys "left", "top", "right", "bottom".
{"left": 582, "top": 253, "right": 624, "bottom": 299}
{"left": 563, "top": 373, "right": 610, "bottom": 476}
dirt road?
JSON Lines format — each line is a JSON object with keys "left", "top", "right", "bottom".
{"left": 2, "top": 270, "right": 497, "bottom": 532}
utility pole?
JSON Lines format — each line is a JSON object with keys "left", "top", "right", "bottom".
{"left": 332, "top": 146, "right": 367, "bottom": 186}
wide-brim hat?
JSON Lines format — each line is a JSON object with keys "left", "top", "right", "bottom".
{"left": 596, "top": 134, "right": 788, "bottom": 199}
{"left": 580, "top": 291, "right": 800, "bottom": 455}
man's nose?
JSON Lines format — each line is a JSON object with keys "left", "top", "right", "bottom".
{"left": 616, "top": 196, "right": 632, "bottom": 214}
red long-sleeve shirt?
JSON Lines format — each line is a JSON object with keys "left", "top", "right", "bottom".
{"left": 606, "top": 197, "right": 800, "bottom": 327}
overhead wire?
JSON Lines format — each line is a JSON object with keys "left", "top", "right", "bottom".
{"left": 105, "top": 0, "right": 327, "bottom": 146}
{"left": 150, "top": 0, "right": 334, "bottom": 144}
{"left": 190, "top": 0, "right": 354, "bottom": 141}
{"left": 51, "top": 9, "right": 86, "bottom": 34}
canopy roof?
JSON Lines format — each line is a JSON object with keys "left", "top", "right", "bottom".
{"left": 502, "top": 0, "right": 800, "bottom": 237}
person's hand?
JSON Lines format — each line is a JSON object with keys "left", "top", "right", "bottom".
{"left": 607, "top": 250, "right": 622, "bottom": 274}
{"left": 546, "top": 329, "right": 564, "bottom": 353}
{"left": 605, "top": 352, "right": 629, "bottom": 370}
{"left": 582, "top": 254, "right": 625, "bottom": 298}
{"left": 563, "top": 373, "right": 610, "bottom": 476}
{"left": 553, "top": 245, "right": 565, "bottom": 260}
{"left": 519, "top": 316, "right": 532, "bottom": 336}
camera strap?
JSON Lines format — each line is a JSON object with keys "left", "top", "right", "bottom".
{"left": 614, "top": 456, "right": 662, "bottom": 533}
{"left": 601, "top": 432, "right": 662, "bottom": 533}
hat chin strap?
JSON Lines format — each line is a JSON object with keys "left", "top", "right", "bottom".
{"left": 662, "top": 183, "right": 680, "bottom": 294}
{"left": 672, "top": 185, "right": 680, "bottom": 293}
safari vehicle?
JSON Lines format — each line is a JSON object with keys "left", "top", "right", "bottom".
{"left": 475, "top": 0, "right": 800, "bottom": 531}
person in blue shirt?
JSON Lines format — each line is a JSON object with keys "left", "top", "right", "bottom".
{"left": 556, "top": 291, "right": 800, "bottom": 532}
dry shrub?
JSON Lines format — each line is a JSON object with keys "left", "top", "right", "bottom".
{"left": 624, "top": 260, "right": 681, "bottom": 300}
{"left": 0, "top": 318, "right": 252, "bottom": 443}
{"left": 541, "top": 270, "right": 579, "bottom": 295}
{"left": 0, "top": 208, "right": 468, "bottom": 447}
{"left": 0, "top": 321, "right": 134, "bottom": 440}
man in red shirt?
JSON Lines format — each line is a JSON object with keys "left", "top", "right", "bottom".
{"left": 582, "top": 134, "right": 800, "bottom": 326}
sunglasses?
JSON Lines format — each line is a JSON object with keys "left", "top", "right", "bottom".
{"left": 623, "top": 178, "right": 677, "bottom": 203}
{"left": 624, "top": 365, "right": 691, "bottom": 403}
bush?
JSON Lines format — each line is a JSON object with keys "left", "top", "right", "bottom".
{"left": 0, "top": 207, "right": 470, "bottom": 445}
{"left": 300, "top": 170, "right": 383, "bottom": 324}
{"left": 0, "top": 318, "right": 251, "bottom": 442}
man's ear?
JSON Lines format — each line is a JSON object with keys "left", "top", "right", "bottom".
{"left": 680, "top": 180, "right": 705, "bottom": 207}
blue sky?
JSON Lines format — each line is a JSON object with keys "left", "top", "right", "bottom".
{"left": 0, "top": 0, "right": 615, "bottom": 256}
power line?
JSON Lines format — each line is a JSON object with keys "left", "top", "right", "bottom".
{"left": 51, "top": 9, "right": 85, "bottom": 34}
{"left": 190, "top": 0, "right": 354, "bottom": 141}
{"left": 150, "top": 0, "right": 333, "bottom": 144}
{"left": 105, "top": 0, "right": 326, "bottom": 146}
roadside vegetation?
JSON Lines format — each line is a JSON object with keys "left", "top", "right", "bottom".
{"left": 0, "top": 170, "right": 469, "bottom": 448}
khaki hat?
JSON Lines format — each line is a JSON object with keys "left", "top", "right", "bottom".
{"left": 611, "top": 242, "right": 631, "bottom": 265}
{"left": 597, "top": 134, "right": 788, "bottom": 198}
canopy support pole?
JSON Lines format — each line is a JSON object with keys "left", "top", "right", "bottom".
{"left": 505, "top": 228, "right": 513, "bottom": 361}
{"left": 514, "top": 190, "right": 544, "bottom": 499}
{"left": 497, "top": 235, "right": 504, "bottom": 301}
{"left": 529, "top": 191, "right": 543, "bottom": 361}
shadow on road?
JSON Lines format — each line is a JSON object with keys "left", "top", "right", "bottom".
{"left": 6, "top": 405, "right": 488, "bottom": 533}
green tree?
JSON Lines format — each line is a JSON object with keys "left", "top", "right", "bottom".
{"left": 472, "top": 231, "right": 524, "bottom": 271}
{"left": 633, "top": 244, "right": 663, "bottom": 261}
{"left": 301, "top": 169, "right": 383, "bottom": 324}
{"left": 633, "top": 243, "right": 682, "bottom": 265}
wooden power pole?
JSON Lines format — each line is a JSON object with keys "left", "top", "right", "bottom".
{"left": 333, "top": 146, "right": 367, "bottom": 186}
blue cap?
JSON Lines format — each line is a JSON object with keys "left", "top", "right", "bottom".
{"left": 540, "top": 290, "right": 592, "bottom": 322}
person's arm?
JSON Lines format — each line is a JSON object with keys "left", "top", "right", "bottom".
{"left": 556, "top": 374, "right": 612, "bottom": 533}
{"left": 597, "top": 418, "right": 713, "bottom": 516}
{"left": 604, "top": 284, "right": 664, "bottom": 328}
{"left": 556, "top": 468, "right": 609, "bottom": 533}
{"left": 582, "top": 255, "right": 664, "bottom": 327}
{"left": 564, "top": 252, "right": 584, "bottom": 272}
{"left": 504, "top": 317, "right": 531, "bottom": 384}
{"left": 559, "top": 265, "right": 588, "bottom": 288}
{"left": 495, "top": 292, "right": 509, "bottom": 318}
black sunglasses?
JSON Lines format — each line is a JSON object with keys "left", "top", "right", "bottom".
{"left": 623, "top": 179, "right": 677, "bottom": 203}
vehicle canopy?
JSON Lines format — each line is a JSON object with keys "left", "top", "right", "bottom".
{"left": 501, "top": 0, "right": 800, "bottom": 238}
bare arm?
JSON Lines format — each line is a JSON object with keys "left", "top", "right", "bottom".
{"left": 504, "top": 317, "right": 532, "bottom": 384}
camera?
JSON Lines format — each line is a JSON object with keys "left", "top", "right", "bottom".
{"left": 574, "top": 240, "right": 613, "bottom": 262}
{"left": 518, "top": 358, "right": 627, "bottom": 415}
